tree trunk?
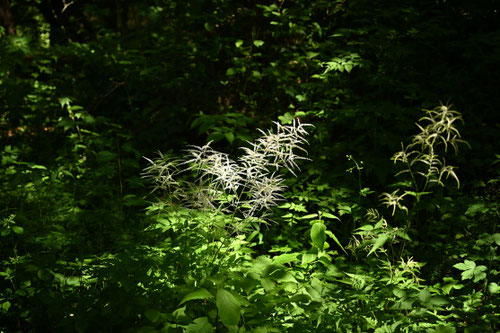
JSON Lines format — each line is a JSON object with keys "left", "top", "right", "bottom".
{"left": 0, "top": 0, "right": 16, "bottom": 35}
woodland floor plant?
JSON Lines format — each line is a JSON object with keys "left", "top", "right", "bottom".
{"left": 142, "top": 119, "right": 313, "bottom": 230}
{"left": 381, "top": 104, "right": 469, "bottom": 223}
{"left": 141, "top": 120, "right": 316, "bottom": 330}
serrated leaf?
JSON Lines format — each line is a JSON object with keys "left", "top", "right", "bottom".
{"left": 473, "top": 265, "right": 487, "bottom": 282}
{"left": 311, "top": 223, "right": 326, "bottom": 250}
{"left": 453, "top": 260, "right": 475, "bottom": 271}
{"left": 180, "top": 288, "right": 213, "bottom": 305}
{"left": 216, "top": 289, "right": 241, "bottom": 327}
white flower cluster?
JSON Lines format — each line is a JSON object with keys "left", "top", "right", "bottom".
{"left": 142, "top": 119, "right": 313, "bottom": 220}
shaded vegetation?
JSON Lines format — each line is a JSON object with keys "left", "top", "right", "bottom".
{"left": 1, "top": 0, "right": 499, "bottom": 332}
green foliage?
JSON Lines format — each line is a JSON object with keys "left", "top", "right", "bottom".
{"left": 1, "top": 0, "right": 499, "bottom": 332}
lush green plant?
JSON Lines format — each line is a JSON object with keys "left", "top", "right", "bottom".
{"left": 1, "top": 1, "right": 499, "bottom": 332}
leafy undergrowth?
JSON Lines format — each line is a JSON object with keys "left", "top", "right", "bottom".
{"left": 1, "top": 1, "right": 499, "bottom": 332}
{"left": 1, "top": 117, "right": 497, "bottom": 333}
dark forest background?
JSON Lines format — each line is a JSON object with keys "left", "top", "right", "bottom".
{"left": 0, "top": 1, "right": 499, "bottom": 332}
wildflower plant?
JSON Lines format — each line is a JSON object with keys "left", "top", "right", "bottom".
{"left": 381, "top": 104, "right": 469, "bottom": 216}
{"left": 142, "top": 119, "right": 313, "bottom": 230}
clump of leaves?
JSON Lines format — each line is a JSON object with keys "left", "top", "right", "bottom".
{"left": 381, "top": 104, "right": 469, "bottom": 216}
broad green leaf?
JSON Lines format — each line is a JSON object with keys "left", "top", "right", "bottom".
{"left": 216, "top": 289, "right": 241, "bottom": 327}
{"left": 274, "top": 271, "right": 297, "bottom": 283}
{"left": 225, "top": 132, "right": 235, "bottom": 144}
{"left": 442, "top": 277, "right": 464, "bottom": 295}
{"left": 357, "top": 224, "right": 374, "bottom": 231}
{"left": 1, "top": 301, "right": 11, "bottom": 311}
{"left": 302, "top": 252, "right": 317, "bottom": 265}
{"left": 12, "top": 226, "right": 23, "bottom": 234}
{"left": 253, "top": 40, "right": 264, "bottom": 47}
{"left": 418, "top": 289, "right": 431, "bottom": 304}
{"left": 180, "top": 288, "right": 213, "bottom": 305}
{"left": 278, "top": 112, "right": 294, "bottom": 124}
{"left": 492, "top": 233, "right": 500, "bottom": 246}
{"left": 311, "top": 223, "right": 326, "bottom": 250}
{"left": 473, "top": 265, "right": 487, "bottom": 282}
{"left": 488, "top": 282, "right": 500, "bottom": 294}
{"left": 465, "top": 203, "right": 489, "bottom": 216}
{"left": 321, "top": 212, "right": 340, "bottom": 220}
{"left": 144, "top": 309, "right": 161, "bottom": 323}
{"left": 273, "top": 253, "right": 299, "bottom": 265}
{"left": 261, "top": 278, "right": 275, "bottom": 291}
{"left": 453, "top": 260, "right": 475, "bottom": 271}
{"left": 186, "top": 317, "right": 214, "bottom": 333}
{"left": 429, "top": 296, "right": 449, "bottom": 307}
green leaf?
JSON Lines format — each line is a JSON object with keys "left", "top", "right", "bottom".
{"left": 278, "top": 112, "right": 294, "bottom": 125}
{"left": 442, "top": 277, "right": 463, "bottom": 295}
{"left": 1, "top": 301, "right": 11, "bottom": 311}
{"left": 300, "top": 213, "right": 318, "bottom": 219}
{"left": 321, "top": 212, "right": 340, "bottom": 220}
{"left": 367, "top": 234, "right": 389, "bottom": 256}
{"left": 274, "top": 271, "right": 297, "bottom": 283}
{"left": 429, "top": 296, "right": 449, "bottom": 307}
{"left": 302, "top": 252, "right": 317, "bottom": 265}
{"left": 473, "top": 265, "right": 487, "bottom": 282}
{"left": 418, "top": 289, "right": 431, "bottom": 304}
{"left": 186, "top": 317, "right": 214, "bottom": 333}
{"left": 325, "top": 230, "right": 346, "bottom": 253}
{"left": 216, "top": 289, "right": 241, "bottom": 327}
{"left": 453, "top": 260, "right": 475, "bottom": 271}
{"left": 492, "top": 233, "right": 500, "bottom": 246}
{"left": 12, "top": 226, "right": 24, "bottom": 234}
{"left": 225, "top": 132, "right": 235, "bottom": 144}
{"left": 273, "top": 253, "right": 299, "bottom": 265}
{"left": 453, "top": 260, "right": 485, "bottom": 281}
{"left": 311, "top": 223, "right": 326, "bottom": 250}
{"left": 253, "top": 40, "right": 264, "bottom": 47}
{"left": 432, "top": 325, "right": 456, "bottom": 333}
{"left": 144, "top": 309, "right": 161, "bottom": 323}
{"left": 180, "top": 288, "right": 213, "bottom": 305}
{"left": 465, "top": 203, "right": 489, "bottom": 216}
{"left": 488, "top": 282, "right": 500, "bottom": 294}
